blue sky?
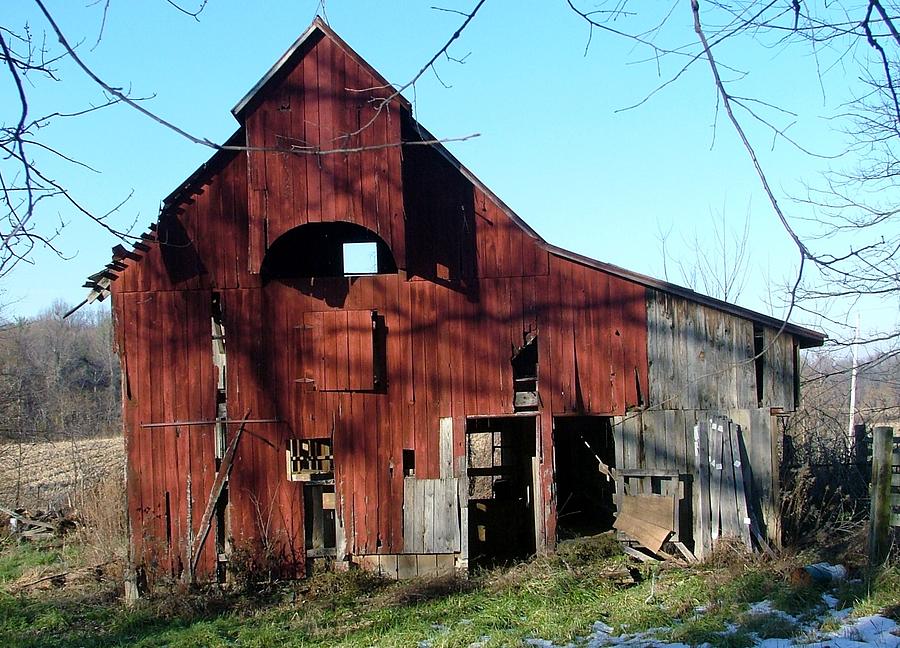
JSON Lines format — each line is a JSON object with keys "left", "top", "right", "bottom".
{"left": 3, "top": 1, "right": 896, "bottom": 343}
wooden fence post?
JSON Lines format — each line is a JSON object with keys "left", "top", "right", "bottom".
{"left": 853, "top": 424, "right": 868, "bottom": 467}
{"left": 868, "top": 426, "right": 894, "bottom": 567}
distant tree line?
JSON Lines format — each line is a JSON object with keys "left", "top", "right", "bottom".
{"left": 0, "top": 302, "right": 120, "bottom": 444}
{"left": 788, "top": 350, "right": 900, "bottom": 467}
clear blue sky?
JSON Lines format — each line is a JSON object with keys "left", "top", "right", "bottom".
{"left": 3, "top": 1, "right": 896, "bottom": 343}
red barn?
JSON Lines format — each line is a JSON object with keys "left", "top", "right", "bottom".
{"left": 79, "top": 19, "right": 823, "bottom": 586}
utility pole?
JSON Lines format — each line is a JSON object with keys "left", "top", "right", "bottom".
{"left": 848, "top": 313, "right": 860, "bottom": 456}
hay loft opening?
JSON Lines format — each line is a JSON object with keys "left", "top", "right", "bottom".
{"left": 261, "top": 222, "right": 397, "bottom": 281}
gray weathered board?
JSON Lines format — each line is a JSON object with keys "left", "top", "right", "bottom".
{"left": 403, "top": 477, "right": 461, "bottom": 553}
{"left": 613, "top": 408, "right": 776, "bottom": 559}
{"left": 646, "top": 290, "right": 796, "bottom": 411}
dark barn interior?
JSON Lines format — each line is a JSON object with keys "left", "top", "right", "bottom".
{"left": 554, "top": 416, "right": 616, "bottom": 540}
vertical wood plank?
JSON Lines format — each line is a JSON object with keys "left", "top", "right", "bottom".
{"left": 751, "top": 407, "right": 778, "bottom": 545}
{"left": 439, "top": 417, "right": 454, "bottom": 479}
{"left": 709, "top": 417, "right": 724, "bottom": 543}
{"left": 423, "top": 478, "right": 436, "bottom": 552}
{"left": 694, "top": 420, "right": 711, "bottom": 559}
{"left": 730, "top": 421, "right": 753, "bottom": 549}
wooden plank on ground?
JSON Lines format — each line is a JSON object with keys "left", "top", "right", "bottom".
{"left": 622, "top": 545, "right": 660, "bottom": 563}
{"left": 673, "top": 541, "right": 698, "bottom": 563}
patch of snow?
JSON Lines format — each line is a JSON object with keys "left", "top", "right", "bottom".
{"left": 473, "top": 585, "right": 894, "bottom": 648}
{"left": 748, "top": 599, "right": 799, "bottom": 624}
{"left": 832, "top": 607, "right": 854, "bottom": 621}
{"left": 524, "top": 639, "right": 555, "bottom": 647}
{"left": 794, "top": 614, "right": 899, "bottom": 648}
{"left": 756, "top": 640, "right": 793, "bottom": 648}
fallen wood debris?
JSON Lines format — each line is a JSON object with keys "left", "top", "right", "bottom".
{"left": 622, "top": 546, "right": 660, "bottom": 563}
{"left": 0, "top": 504, "right": 79, "bottom": 538}
{"left": 9, "top": 561, "right": 113, "bottom": 593}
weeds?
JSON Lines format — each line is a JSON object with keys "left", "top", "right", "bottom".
{"left": 738, "top": 611, "right": 800, "bottom": 639}
{"left": 0, "top": 538, "right": 61, "bottom": 583}
{"left": 2, "top": 535, "right": 899, "bottom": 648}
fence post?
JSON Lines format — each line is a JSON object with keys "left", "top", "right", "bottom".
{"left": 868, "top": 426, "right": 894, "bottom": 567}
{"left": 853, "top": 424, "right": 868, "bottom": 466}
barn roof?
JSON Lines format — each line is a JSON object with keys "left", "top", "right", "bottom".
{"left": 72, "top": 18, "right": 825, "bottom": 348}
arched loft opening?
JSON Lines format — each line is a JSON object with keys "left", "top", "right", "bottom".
{"left": 261, "top": 222, "right": 398, "bottom": 282}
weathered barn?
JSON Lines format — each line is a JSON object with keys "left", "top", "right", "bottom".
{"left": 80, "top": 19, "right": 824, "bottom": 584}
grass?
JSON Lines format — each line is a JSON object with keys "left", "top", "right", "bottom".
{"left": 1, "top": 535, "right": 898, "bottom": 648}
{"left": 834, "top": 566, "right": 900, "bottom": 618}
{"left": 0, "top": 538, "right": 65, "bottom": 583}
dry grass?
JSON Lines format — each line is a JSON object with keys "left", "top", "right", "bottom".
{"left": 0, "top": 436, "right": 124, "bottom": 510}
{"left": 71, "top": 476, "right": 128, "bottom": 576}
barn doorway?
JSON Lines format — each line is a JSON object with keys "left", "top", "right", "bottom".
{"left": 553, "top": 416, "right": 616, "bottom": 540}
{"left": 466, "top": 417, "right": 537, "bottom": 568}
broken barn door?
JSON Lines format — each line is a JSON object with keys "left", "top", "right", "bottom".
{"left": 553, "top": 416, "right": 616, "bottom": 540}
{"left": 466, "top": 416, "right": 537, "bottom": 568}
{"left": 403, "top": 419, "right": 461, "bottom": 554}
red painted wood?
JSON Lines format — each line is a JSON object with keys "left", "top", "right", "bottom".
{"left": 107, "top": 27, "right": 663, "bottom": 582}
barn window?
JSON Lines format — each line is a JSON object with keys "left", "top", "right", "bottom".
{"left": 343, "top": 242, "right": 378, "bottom": 275}
{"left": 402, "top": 449, "right": 416, "bottom": 477}
{"left": 286, "top": 438, "right": 334, "bottom": 481}
{"left": 261, "top": 222, "right": 397, "bottom": 281}
{"left": 753, "top": 324, "right": 765, "bottom": 407}
{"left": 512, "top": 334, "right": 538, "bottom": 411}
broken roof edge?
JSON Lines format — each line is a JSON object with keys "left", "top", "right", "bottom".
{"left": 411, "top": 119, "right": 826, "bottom": 348}
{"left": 231, "top": 16, "right": 411, "bottom": 120}
{"left": 161, "top": 128, "right": 244, "bottom": 212}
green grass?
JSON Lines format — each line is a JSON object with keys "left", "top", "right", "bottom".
{"left": 738, "top": 611, "right": 799, "bottom": 639}
{"left": 0, "top": 539, "right": 63, "bottom": 583}
{"left": 1, "top": 537, "right": 898, "bottom": 648}
{"left": 834, "top": 566, "right": 900, "bottom": 618}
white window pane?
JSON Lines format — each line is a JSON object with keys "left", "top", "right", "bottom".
{"left": 343, "top": 242, "right": 378, "bottom": 275}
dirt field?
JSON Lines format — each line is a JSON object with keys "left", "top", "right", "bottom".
{"left": 0, "top": 436, "right": 124, "bottom": 510}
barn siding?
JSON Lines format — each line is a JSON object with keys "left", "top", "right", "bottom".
{"left": 646, "top": 289, "right": 796, "bottom": 412}
{"left": 106, "top": 22, "right": 810, "bottom": 584}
